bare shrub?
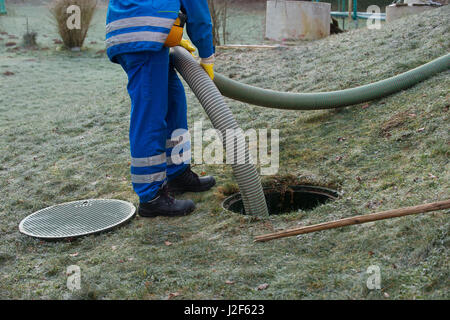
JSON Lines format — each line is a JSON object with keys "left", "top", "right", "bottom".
{"left": 207, "top": 0, "right": 230, "bottom": 46}
{"left": 23, "top": 31, "right": 38, "bottom": 47}
{"left": 49, "top": 0, "right": 97, "bottom": 49}
{"left": 23, "top": 18, "right": 38, "bottom": 47}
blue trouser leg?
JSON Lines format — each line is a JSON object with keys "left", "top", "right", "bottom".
{"left": 166, "top": 56, "right": 190, "bottom": 180}
{"left": 118, "top": 49, "right": 169, "bottom": 203}
{"left": 117, "top": 49, "right": 191, "bottom": 203}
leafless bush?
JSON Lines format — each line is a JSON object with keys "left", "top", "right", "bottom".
{"left": 23, "top": 31, "right": 38, "bottom": 47}
{"left": 208, "top": 0, "right": 230, "bottom": 46}
{"left": 49, "top": 0, "right": 97, "bottom": 49}
{"left": 22, "top": 18, "right": 38, "bottom": 47}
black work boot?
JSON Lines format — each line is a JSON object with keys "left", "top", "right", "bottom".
{"left": 138, "top": 185, "right": 195, "bottom": 218}
{"left": 167, "top": 165, "right": 216, "bottom": 194}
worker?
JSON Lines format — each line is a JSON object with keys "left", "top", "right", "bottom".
{"left": 106, "top": 0, "right": 216, "bottom": 218}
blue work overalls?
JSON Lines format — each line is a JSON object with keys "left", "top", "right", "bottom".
{"left": 106, "top": 0, "right": 214, "bottom": 203}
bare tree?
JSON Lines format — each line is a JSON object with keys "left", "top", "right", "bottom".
{"left": 207, "top": 0, "right": 230, "bottom": 46}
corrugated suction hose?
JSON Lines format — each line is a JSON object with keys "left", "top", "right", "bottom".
{"left": 171, "top": 47, "right": 269, "bottom": 216}
{"left": 171, "top": 47, "right": 448, "bottom": 216}
{"left": 213, "top": 53, "right": 450, "bottom": 110}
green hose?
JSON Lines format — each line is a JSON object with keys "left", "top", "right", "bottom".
{"left": 214, "top": 53, "right": 450, "bottom": 110}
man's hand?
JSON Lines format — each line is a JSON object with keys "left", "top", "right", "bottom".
{"left": 200, "top": 55, "right": 215, "bottom": 80}
{"left": 179, "top": 39, "right": 196, "bottom": 55}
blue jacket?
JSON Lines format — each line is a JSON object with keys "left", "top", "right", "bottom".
{"left": 106, "top": 0, "right": 214, "bottom": 63}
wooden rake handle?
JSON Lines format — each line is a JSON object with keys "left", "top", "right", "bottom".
{"left": 254, "top": 199, "right": 450, "bottom": 242}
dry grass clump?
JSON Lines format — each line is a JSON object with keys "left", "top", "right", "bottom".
{"left": 49, "top": 0, "right": 97, "bottom": 49}
{"left": 213, "top": 182, "right": 239, "bottom": 200}
{"left": 23, "top": 31, "right": 38, "bottom": 47}
{"left": 22, "top": 18, "right": 38, "bottom": 48}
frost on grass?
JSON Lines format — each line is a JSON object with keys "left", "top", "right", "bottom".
{"left": 0, "top": 4, "right": 449, "bottom": 299}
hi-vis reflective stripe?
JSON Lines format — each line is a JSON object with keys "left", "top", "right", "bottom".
{"left": 131, "top": 171, "right": 166, "bottom": 184}
{"left": 106, "top": 16, "right": 174, "bottom": 34}
{"left": 131, "top": 153, "right": 166, "bottom": 168}
{"left": 166, "top": 131, "right": 190, "bottom": 148}
{"left": 167, "top": 150, "right": 191, "bottom": 166}
{"left": 106, "top": 31, "right": 168, "bottom": 48}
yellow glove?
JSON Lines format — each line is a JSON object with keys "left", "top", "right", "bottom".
{"left": 179, "top": 39, "right": 196, "bottom": 55}
{"left": 200, "top": 55, "right": 215, "bottom": 80}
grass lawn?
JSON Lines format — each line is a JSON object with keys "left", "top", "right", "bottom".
{"left": 0, "top": 4, "right": 449, "bottom": 299}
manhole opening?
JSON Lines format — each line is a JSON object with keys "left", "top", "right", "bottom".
{"left": 222, "top": 185, "right": 338, "bottom": 215}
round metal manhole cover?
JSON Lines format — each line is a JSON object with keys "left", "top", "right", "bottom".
{"left": 19, "top": 199, "right": 136, "bottom": 239}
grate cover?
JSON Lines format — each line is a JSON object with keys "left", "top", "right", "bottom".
{"left": 19, "top": 199, "right": 136, "bottom": 239}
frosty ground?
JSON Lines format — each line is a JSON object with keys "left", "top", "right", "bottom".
{"left": 0, "top": 4, "right": 449, "bottom": 299}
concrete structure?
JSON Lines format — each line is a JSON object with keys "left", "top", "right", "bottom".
{"left": 265, "top": 1, "right": 331, "bottom": 41}
{"left": 386, "top": 3, "right": 436, "bottom": 23}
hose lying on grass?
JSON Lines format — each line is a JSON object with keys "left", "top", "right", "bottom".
{"left": 214, "top": 53, "right": 450, "bottom": 110}
{"left": 171, "top": 49, "right": 449, "bottom": 217}
{"left": 171, "top": 47, "right": 269, "bottom": 217}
